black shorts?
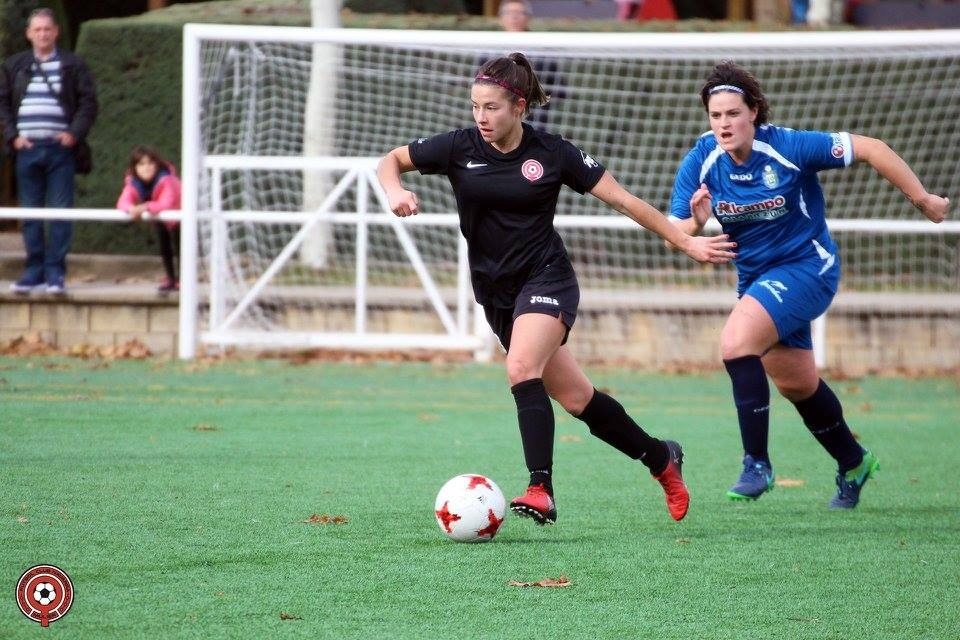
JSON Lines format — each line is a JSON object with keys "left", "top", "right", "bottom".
{"left": 483, "top": 272, "right": 580, "bottom": 352}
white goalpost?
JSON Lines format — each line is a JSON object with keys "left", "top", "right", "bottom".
{"left": 179, "top": 25, "right": 960, "bottom": 364}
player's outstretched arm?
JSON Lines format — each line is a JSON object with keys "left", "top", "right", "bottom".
{"left": 377, "top": 145, "right": 420, "bottom": 217}
{"left": 851, "top": 134, "right": 950, "bottom": 223}
{"left": 589, "top": 171, "right": 736, "bottom": 265}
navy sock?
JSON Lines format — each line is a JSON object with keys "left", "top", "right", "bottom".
{"left": 792, "top": 379, "right": 863, "bottom": 472}
{"left": 511, "top": 378, "right": 554, "bottom": 492}
{"left": 576, "top": 389, "right": 666, "bottom": 473}
{"left": 723, "top": 355, "right": 771, "bottom": 463}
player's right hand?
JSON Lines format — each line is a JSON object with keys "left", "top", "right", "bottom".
{"left": 389, "top": 189, "right": 419, "bottom": 217}
{"left": 916, "top": 192, "right": 949, "bottom": 224}
{"left": 683, "top": 233, "right": 737, "bottom": 265}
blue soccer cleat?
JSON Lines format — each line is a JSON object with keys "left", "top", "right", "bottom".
{"left": 726, "top": 454, "right": 775, "bottom": 501}
{"left": 829, "top": 449, "right": 880, "bottom": 509}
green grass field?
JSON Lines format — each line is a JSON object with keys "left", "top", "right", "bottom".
{"left": 1, "top": 356, "right": 957, "bottom": 639}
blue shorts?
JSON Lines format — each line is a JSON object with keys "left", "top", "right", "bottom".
{"left": 483, "top": 271, "right": 579, "bottom": 352}
{"left": 741, "top": 257, "right": 840, "bottom": 350}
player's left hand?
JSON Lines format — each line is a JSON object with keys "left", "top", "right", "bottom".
{"left": 683, "top": 233, "right": 737, "bottom": 264}
{"left": 690, "top": 183, "right": 713, "bottom": 227}
{"left": 915, "top": 192, "right": 949, "bottom": 223}
{"left": 56, "top": 131, "right": 76, "bottom": 148}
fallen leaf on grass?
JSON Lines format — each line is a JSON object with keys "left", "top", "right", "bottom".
{"left": 279, "top": 612, "right": 303, "bottom": 621}
{"left": 0, "top": 333, "right": 153, "bottom": 360}
{"left": 302, "top": 513, "right": 348, "bottom": 525}
{"left": 0, "top": 332, "right": 57, "bottom": 356}
{"left": 507, "top": 575, "right": 571, "bottom": 588}
{"left": 775, "top": 478, "right": 805, "bottom": 488}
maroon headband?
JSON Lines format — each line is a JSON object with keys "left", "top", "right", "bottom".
{"left": 474, "top": 74, "right": 525, "bottom": 99}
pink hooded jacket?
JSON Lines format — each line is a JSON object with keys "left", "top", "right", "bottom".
{"left": 116, "top": 162, "right": 182, "bottom": 229}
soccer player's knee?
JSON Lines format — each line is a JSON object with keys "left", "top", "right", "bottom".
{"left": 555, "top": 387, "right": 592, "bottom": 416}
{"left": 719, "top": 337, "right": 749, "bottom": 361}
{"left": 505, "top": 356, "right": 540, "bottom": 387}
{"left": 774, "top": 377, "right": 818, "bottom": 401}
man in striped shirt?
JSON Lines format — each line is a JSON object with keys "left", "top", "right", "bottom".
{"left": 0, "top": 7, "right": 98, "bottom": 295}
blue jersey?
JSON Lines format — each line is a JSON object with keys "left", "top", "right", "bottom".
{"left": 670, "top": 124, "right": 853, "bottom": 290}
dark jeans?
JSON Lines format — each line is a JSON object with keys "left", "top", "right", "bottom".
{"left": 15, "top": 140, "right": 76, "bottom": 283}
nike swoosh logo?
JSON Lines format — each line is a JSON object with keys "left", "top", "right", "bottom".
{"left": 466, "top": 161, "right": 488, "bottom": 168}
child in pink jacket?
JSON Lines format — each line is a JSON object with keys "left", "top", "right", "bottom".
{"left": 116, "top": 145, "right": 182, "bottom": 292}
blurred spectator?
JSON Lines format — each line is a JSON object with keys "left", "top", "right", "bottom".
{"left": 806, "top": 0, "right": 831, "bottom": 25}
{"left": 498, "top": 0, "right": 532, "bottom": 31}
{"left": 754, "top": 0, "right": 789, "bottom": 23}
{"left": 673, "top": 0, "right": 725, "bottom": 19}
{"left": 637, "top": 0, "right": 678, "bottom": 20}
{"left": 491, "top": 0, "right": 565, "bottom": 132}
{"left": 1, "top": 7, "right": 98, "bottom": 296}
{"left": 116, "top": 145, "right": 181, "bottom": 293}
{"left": 791, "top": 0, "right": 810, "bottom": 23}
{"left": 615, "top": 0, "right": 643, "bottom": 20}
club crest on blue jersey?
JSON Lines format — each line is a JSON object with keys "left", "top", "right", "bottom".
{"left": 830, "top": 133, "right": 846, "bottom": 158}
{"left": 761, "top": 165, "right": 778, "bottom": 189}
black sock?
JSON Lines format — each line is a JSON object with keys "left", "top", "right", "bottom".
{"left": 575, "top": 389, "right": 667, "bottom": 473}
{"left": 723, "top": 355, "right": 771, "bottom": 463}
{"left": 792, "top": 379, "right": 863, "bottom": 472}
{"left": 511, "top": 378, "right": 554, "bottom": 492}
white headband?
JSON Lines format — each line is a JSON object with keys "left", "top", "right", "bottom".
{"left": 709, "top": 84, "right": 745, "bottom": 95}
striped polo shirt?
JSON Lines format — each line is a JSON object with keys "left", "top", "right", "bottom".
{"left": 17, "top": 53, "right": 68, "bottom": 140}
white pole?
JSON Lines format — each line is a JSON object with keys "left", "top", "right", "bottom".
{"left": 178, "top": 25, "right": 201, "bottom": 359}
{"left": 300, "top": 0, "right": 341, "bottom": 267}
{"left": 354, "top": 170, "right": 369, "bottom": 333}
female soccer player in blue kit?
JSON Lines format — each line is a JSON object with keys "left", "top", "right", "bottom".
{"left": 670, "top": 61, "right": 949, "bottom": 508}
{"left": 378, "top": 53, "right": 736, "bottom": 525}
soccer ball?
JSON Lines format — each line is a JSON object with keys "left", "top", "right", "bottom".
{"left": 434, "top": 474, "right": 506, "bottom": 543}
{"left": 33, "top": 583, "right": 56, "bottom": 606}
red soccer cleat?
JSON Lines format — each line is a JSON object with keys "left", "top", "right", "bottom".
{"left": 653, "top": 440, "right": 689, "bottom": 521}
{"left": 509, "top": 483, "right": 557, "bottom": 525}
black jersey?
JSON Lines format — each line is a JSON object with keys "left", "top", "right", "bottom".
{"left": 408, "top": 123, "right": 605, "bottom": 306}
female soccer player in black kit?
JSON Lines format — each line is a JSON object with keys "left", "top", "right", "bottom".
{"left": 377, "top": 53, "right": 736, "bottom": 525}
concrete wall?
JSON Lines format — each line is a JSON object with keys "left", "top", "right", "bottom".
{"left": 2, "top": 284, "right": 957, "bottom": 373}
{"left": 0, "top": 286, "right": 179, "bottom": 356}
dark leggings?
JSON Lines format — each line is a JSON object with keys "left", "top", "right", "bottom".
{"left": 154, "top": 222, "right": 179, "bottom": 280}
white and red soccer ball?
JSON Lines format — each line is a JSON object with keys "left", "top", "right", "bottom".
{"left": 434, "top": 474, "right": 506, "bottom": 543}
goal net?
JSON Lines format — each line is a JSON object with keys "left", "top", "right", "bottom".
{"left": 180, "top": 26, "right": 960, "bottom": 368}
